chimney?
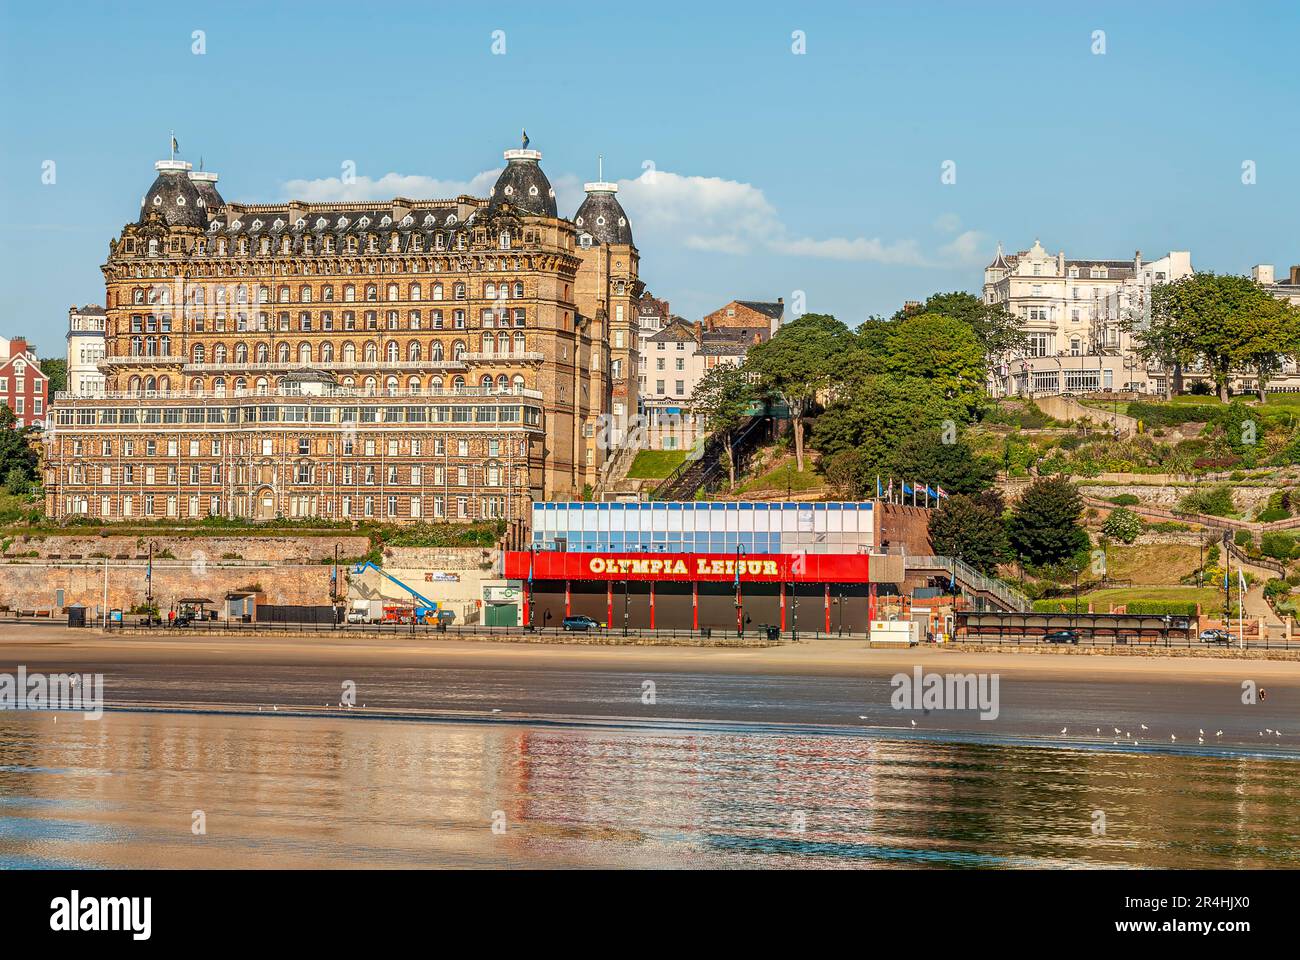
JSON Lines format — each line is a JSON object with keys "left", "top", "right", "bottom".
{"left": 1253, "top": 264, "right": 1275, "bottom": 285}
{"left": 1134, "top": 249, "right": 1142, "bottom": 271}
{"left": 9, "top": 337, "right": 27, "bottom": 357}
{"left": 1290, "top": 265, "right": 1300, "bottom": 286}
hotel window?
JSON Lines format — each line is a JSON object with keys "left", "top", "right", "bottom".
{"left": 457, "top": 439, "right": 468, "bottom": 457}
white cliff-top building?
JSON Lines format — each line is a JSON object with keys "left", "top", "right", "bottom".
{"left": 983, "top": 239, "right": 1192, "bottom": 397}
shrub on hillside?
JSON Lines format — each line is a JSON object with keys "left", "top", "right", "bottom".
{"left": 1101, "top": 507, "right": 1142, "bottom": 544}
{"left": 1107, "top": 493, "right": 1140, "bottom": 506}
{"left": 1260, "top": 532, "right": 1300, "bottom": 561}
{"left": 1177, "top": 485, "right": 1235, "bottom": 517}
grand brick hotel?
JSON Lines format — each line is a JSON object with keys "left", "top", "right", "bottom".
{"left": 45, "top": 138, "right": 642, "bottom": 522}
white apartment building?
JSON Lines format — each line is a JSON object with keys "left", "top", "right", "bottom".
{"left": 66, "top": 303, "right": 107, "bottom": 396}
{"left": 983, "top": 239, "right": 1193, "bottom": 397}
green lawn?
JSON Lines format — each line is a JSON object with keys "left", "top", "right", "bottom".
{"left": 627, "top": 449, "right": 687, "bottom": 480}
{"left": 1035, "top": 585, "right": 1225, "bottom": 614}
{"left": 734, "top": 457, "right": 825, "bottom": 495}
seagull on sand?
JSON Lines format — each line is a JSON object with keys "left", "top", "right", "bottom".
{"left": 1060, "top": 727, "right": 1068, "bottom": 735}
{"left": 1170, "top": 734, "right": 1177, "bottom": 742}
{"left": 1140, "top": 724, "right": 1149, "bottom": 731}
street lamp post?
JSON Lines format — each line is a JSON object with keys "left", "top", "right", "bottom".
{"left": 735, "top": 545, "right": 745, "bottom": 638}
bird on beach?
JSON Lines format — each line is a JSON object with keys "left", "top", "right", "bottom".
{"left": 1216, "top": 731, "right": 1223, "bottom": 737}
{"left": 1060, "top": 727, "right": 1068, "bottom": 735}
{"left": 1199, "top": 729, "right": 1204, "bottom": 736}
{"left": 491, "top": 708, "right": 502, "bottom": 714}
{"left": 1096, "top": 727, "right": 1100, "bottom": 734}
{"left": 1170, "top": 734, "right": 1177, "bottom": 742}
{"left": 1113, "top": 727, "right": 1121, "bottom": 734}
{"left": 1140, "top": 724, "right": 1149, "bottom": 731}
{"left": 910, "top": 719, "right": 917, "bottom": 728}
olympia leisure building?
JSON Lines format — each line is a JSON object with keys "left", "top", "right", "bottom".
{"left": 503, "top": 500, "right": 891, "bottom": 633}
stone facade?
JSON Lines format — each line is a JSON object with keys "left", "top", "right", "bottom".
{"left": 45, "top": 138, "right": 641, "bottom": 523}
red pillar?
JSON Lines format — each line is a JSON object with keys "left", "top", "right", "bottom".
{"left": 692, "top": 580, "right": 699, "bottom": 631}
{"left": 607, "top": 582, "right": 613, "bottom": 628}
{"left": 736, "top": 581, "right": 743, "bottom": 635}
{"left": 824, "top": 583, "right": 831, "bottom": 633}
{"left": 868, "top": 582, "right": 877, "bottom": 624}
{"left": 565, "top": 580, "right": 571, "bottom": 617}
{"left": 522, "top": 581, "right": 530, "bottom": 626}
{"left": 649, "top": 581, "right": 656, "bottom": 630}
{"left": 780, "top": 580, "right": 786, "bottom": 630}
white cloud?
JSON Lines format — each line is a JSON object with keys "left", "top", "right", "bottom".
{"left": 276, "top": 165, "right": 975, "bottom": 269}
{"left": 938, "top": 229, "right": 991, "bottom": 265}
{"left": 281, "top": 169, "right": 501, "bottom": 202}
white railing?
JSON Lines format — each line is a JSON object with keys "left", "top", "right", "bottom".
{"left": 906, "top": 554, "right": 1031, "bottom": 612}
{"left": 179, "top": 359, "right": 469, "bottom": 373}
{"left": 461, "top": 352, "right": 545, "bottom": 362}
{"left": 55, "top": 385, "right": 544, "bottom": 402}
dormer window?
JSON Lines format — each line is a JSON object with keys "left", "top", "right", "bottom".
{"left": 423, "top": 214, "right": 434, "bottom": 226}
{"left": 380, "top": 216, "right": 391, "bottom": 226}
{"left": 528, "top": 185, "right": 539, "bottom": 196}
{"left": 252, "top": 219, "right": 263, "bottom": 230}
{"left": 504, "top": 185, "right": 514, "bottom": 196}
{"left": 316, "top": 217, "right": 327, "bottom": 229}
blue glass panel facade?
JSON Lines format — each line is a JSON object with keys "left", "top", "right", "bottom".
{"left": 530, "top": 501, "right": 874, "bottom": 555}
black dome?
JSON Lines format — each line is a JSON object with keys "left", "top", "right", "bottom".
{"left": 139, "top": 160, "right": 206, "bottom": 228}
{"left": 189, "top": 171, "right": 225, "bottom": 215}
{"left": 488, "top": 148, "right": 557, "bottom": 217}
{"left": 574, "top": 183, "right": 633, "bottom": 246}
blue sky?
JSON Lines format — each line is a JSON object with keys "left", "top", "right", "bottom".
{"left": 2, "top": 0, "right": 1298, "bottom": 356}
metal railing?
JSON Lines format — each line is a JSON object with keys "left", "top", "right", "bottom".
{"left": 906, "top": 554, "right": 1031, "bottom": 612}
{"left": 56, "top": 385, "right": 544, "bottom": 402}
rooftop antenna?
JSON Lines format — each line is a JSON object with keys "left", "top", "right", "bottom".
{"left": 598, "top": 154, "right": 603, "bottom": 181}
{"left": 169, "top": 130, "right": 178, "bottom": 161}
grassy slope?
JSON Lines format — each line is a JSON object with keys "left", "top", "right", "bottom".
{"left": 627, "top": 450, "right": 687, "bottom": 480}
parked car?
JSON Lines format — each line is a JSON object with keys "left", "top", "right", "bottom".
{"left": 1044, "top": 629, "right": 1080, "bottom": 645}
{"left": 562, "top": 615, "right": 600, "bottom": 632}
{"left": 1199, "top": 629, "right": 1230, "bottom": 645}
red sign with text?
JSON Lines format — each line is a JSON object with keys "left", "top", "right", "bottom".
{"left": 504, "top": 551, "right": 869, "bottom": 584}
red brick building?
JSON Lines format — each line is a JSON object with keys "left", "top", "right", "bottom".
{"left": 0, "top": 337, "right": 48, "bottom": 428}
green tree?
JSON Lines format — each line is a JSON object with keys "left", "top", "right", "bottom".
{"left": 814, "top": 374, "right": 962, "bottom": 479}
{"left": 745, "top": 312, "right": 848, "bottom": 473}
{"left": 880, "top": 313, "right": 987, "bottom": 419}
{"left": 0, "top": 405, "right": 39, "bottom": 490}
{"left": 894, "top": 291, "right": 1027, "bottom": 361}
{"left": 690, "top": 362, "right": 756, "bottom": 489}
{"left": 928, "top": 491, "right": 1009, "bottom": 575}
{"left": 39, "top": 358, "right": 67, "bottom": 396}
{"left": 1149, "top": 273, "right": 1297, "bottom": 402}
{"left": 1008, "top": 475, "right": 1088, "bottom": 566}
{"left": 887, "top": 428, "right": 997, "bottom": 495}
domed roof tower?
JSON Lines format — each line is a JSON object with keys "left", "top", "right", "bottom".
{"left": 574, "top": 178, "right": 633, "bottom": 247}
{"left": 188, "top": 167, "right": 225, "bottom": 216}
{"left": 487, "top": 135, "right": 557, "bottom": 217}
{"left": 139, "top": 159, "right": 206, "bottom": 228}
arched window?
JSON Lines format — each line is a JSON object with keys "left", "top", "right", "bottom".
{"left": 481, "top": 375, "right": 493, "bottom": 391}
{"left": 452, "top": 375, "right": 465, "bottom": 390}
{"left": 513, "top": 282, "right": 524, "bottom": 299}
{"left": 497, "top": 332, "right": 510, "bottom": 353}
{"left": 452, "top": 339, "right": 466, "bottom": 360}
{"left": 343, "top": 342, "right": 356, "bottom": 362}
{"left": 430, "top": 341, "right": 444, "bottom": 361}
{"left": 257, "top": 286, "right": 269, "bottom": 303}
{"left": 128, "top": 376, "right": 141, "bottom": 394}
{"left": 453, "top": 282, "right": 465, "bottom": 299}
{"left": 299, "top": 343, "right": 312, "bottom": 363}
{"left": 365, "top": 284, "right": 377, "bottom": 301}
{"left": 236, "top": 343, "right": 249, "bottom": 363}
{"left": 512, "top": 374, "right": 526, "bottom": 392}
{"left": 193, "top": 344, "right": 205, "bottom": 363}
{"left": 278, "top": 286, "right": 290, "bottom": 303}
{"left": 385, "top": 341, "right": 399, "bottom": 362}
{"left": 364, "top": 342, "right": 378, "bottom": 362}
{"left": 213, "top": 377, "right": 226, "bottom": 396}
{"left": 408, "top": 341, "right": 421, "bottom": 361}
{"left": 252, "top": 343, "right": 265, "bottom": 363}
{"left": 144, "top": 376, "right": 156, "bottom": 394}
{"left": 321, "top": 342, "right": 335, "bottom": 363}
{"left": 234, "top": 377, "right": 247, "bottom": 394}
{"left": 323, "top": 285, "right": 334, "bottom": 301}
{"left": 344, "top": 285, "right": 356, "bottom": 302}
{"left": 432, "top": 283, "right": 444, "bottom": 301}
{"left": 255, "top": 378, "right": 269, "bottom": 396}
{"left": 482, "top": 334, "right": 494, "bottom": 354}
{"left": 386, "top": 283, "right": 399, "bottom": 301}
{"left": 214, "top": 344, "right": 227, "bottom": 363}
{"left": 385, "top": 376, "right": 399, "bottom": 395}
{"left": 277, "top": 343, "right": 290, "bottom": 363}
{"left": 496, "top": 374, "right": 509, "bottom": 392}
{"left": 407, "top": 376, "right": 421, "bottom": 391}
{"left": 300, "top": 286, "right": 312, "bottom": 302}
{"left": 430, "top": 376, "right": 444, "bottom": 391}
{"left": 158, "top": 376, "right": 171, "bottom": 394}
{"left": 410, "top": 282, "right": 421, "bottom": 300}
{"left": 363, "top": 377, "right": 377, "bottom": 395}
{"left": 484, "top": 282, "right": 496, "bottom": 300}
{"left": 513, "top": 331, "right": 526, "bottom": 354}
